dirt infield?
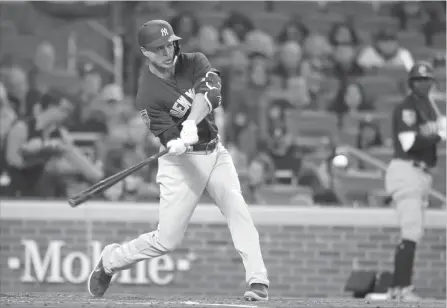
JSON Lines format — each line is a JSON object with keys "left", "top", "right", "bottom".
{"left": 1, "top": 293, "right": 445, "bottom": 308}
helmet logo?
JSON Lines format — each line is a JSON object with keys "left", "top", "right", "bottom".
{"left": 161, "top": 28, "right": 169, "bottom": 37}
{"left": 418, "top": 65, "right": 427, "bottom": 75}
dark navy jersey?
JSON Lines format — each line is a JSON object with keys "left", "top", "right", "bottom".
{"left": 136, "top": 52, "right": 219, "bottom": 147}
{"left": 391, "top": 92, "right": 440, "bottom": 167}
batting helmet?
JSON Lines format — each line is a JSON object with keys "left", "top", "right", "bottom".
{"left": 138, "top": 20, "right": 181, "bottom": 48}
{"left": 408, "top": 61, "right": 434, "bottom": 80}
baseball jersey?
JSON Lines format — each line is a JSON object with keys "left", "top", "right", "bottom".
{"left": 391, "top": 92, "right": 440, "bottom": 167}
{"left": 136, "top": 52, "right": 219, "bottom": 147}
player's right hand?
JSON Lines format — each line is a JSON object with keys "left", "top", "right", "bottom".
{"left": 167, "top": 138, "right": 188, "bottom": 155}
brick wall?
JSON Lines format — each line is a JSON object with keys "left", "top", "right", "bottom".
{"left": 0, "top": 201, "right": 445, "bottom": 299}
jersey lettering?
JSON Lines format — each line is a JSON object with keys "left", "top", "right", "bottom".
{"left": 140, "top": 109, "right": 150, "bottom": 126}
{"left": 169, "top": 89, "right": 195, "bottom": 118}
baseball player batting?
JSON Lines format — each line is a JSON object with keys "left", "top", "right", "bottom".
{"left": 87, "top": 20, "right": 269, "bottom": 301}
{"left": 385, "top": 61, "right": 446, "bottom": 301}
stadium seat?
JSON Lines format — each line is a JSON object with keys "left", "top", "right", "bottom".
{"left": 286, "top": 110, "right": 339, "bottom": 138}
{"left": 432, "top": 32, "right": 447, "bottom": 50}
{"left": 0, "top": 21, "right": 17, "bottom": 36}
{"left": 270, "top": 1, "right": 322, "bottom": 15}
{"left": 169, "top": 1, "right": 219, "bottom": 12}
{"left": 333, "top": 169, "right": 385, "bottom": 206}
{"left": 252, "top": 13, "right": 289, "bottom": 37}
{"left": 0, "top": 34, "right": 42, "bottom": 61}
{"left": 373, "top": 94, "right": 404, "bottom": 113}
{"left": 397, "top": 31, "right": 426, "bottom": 50}
{"left": 198, "top": 11, "right": 227, "bottom": 29}
{"left": 372, "top": 67, "right": 408, "bottom": 82}
{"left": 256, "top": 184, "right": 314, "bottom": 206}
{"left": 412, "top": 47, "right": 445, "bottom": 61}
{"left": 217, "top": 1, "right": 266, "bottom": 14}
{"left": 324, "top": 1, "right": 375, "bottom": 16}
{"left": 357, "top": 75, "right": 402, "bottom": 102}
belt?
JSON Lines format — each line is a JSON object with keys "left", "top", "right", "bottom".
{"left": 190, "top": 137, "right": 219, "bottom": 153}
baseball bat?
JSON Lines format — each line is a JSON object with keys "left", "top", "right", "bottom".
{"left": 428, "top": 96, "right": 443, "bottom": 118}
{"left": 68, "top": 149, "right": 169, "bottom": 207}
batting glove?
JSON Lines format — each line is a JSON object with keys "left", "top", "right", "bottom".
{"left": 180, "top": 120, "right": 199, "bottom": 145}
{"left": 167, "top": 138, "right": 188, "bottom": 155}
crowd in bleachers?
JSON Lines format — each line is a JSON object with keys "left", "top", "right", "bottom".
{"left": 0, "top": 1, "right": 445, "bottom": 207}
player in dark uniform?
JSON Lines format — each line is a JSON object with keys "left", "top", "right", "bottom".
{"left": 87, "top": 20, "right": 270, "bottom": 301}
{"left": 385, "top": 61, "right": 446, "bottom": 301}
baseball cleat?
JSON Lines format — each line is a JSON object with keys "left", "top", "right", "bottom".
{"left": 87, "top": 245, "right": 115, "bottom": 298}
{"left": 397, "top": 285, "right": 422, "bottom": 302}
{"left": 244, "top": 283, "right": 268, "bottom": 301}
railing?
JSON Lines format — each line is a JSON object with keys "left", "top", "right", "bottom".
{"left": 337, "top": 145, "right": 447, "bottom": 205}
{"left": 67, "top": 20, "right": 123, "bottom": 88}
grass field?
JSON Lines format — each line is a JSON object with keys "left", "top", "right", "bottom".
{"left": 1, "top": 293, "right": 446, "bottom": 308}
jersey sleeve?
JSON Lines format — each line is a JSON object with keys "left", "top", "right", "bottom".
{"left": 394, "top": 105, "right": 440, "bottom": 151}
{"left": 192, "top": 52, "right": 222, "bottom": 110}
{"left": 193, "top": 53, "right": 221, "bottom": 93}
{"left": 394, "top": 107, "right": 418, "bottom": 133}
{"left": 193, "top": 52, "right": 212, "bottom": 88}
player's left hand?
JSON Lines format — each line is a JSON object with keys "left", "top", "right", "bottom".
{"left": 181, "top": 120, "right": 199, "bottom": 145}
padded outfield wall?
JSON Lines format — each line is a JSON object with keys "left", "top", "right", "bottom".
{"left": 0, "top": 201, "right": 445, "bottom": 298}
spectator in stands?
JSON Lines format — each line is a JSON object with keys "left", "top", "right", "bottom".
{"left": 357, "top": 29, "right": 414, "bottom": 72}
{"left": 219, "top": 11, "right": 255, "bottom": 47}
{"left": 421, "top": 2, "right": 446, "bottom": 46}
{"left": 3, "top": 91, "right": 102, "bottom": 197}
{"left": 328, "top": 21, "right": 360, "bottom": 47}
{"left": 301, "top": 34, "right": 333, "bottom": 74}
{"left": 0, "top": 82, "right": 17, "bottom": 195}
{"left": 390, "top": 2, "right": 423, "bottom": 31}
{"left": 244, "top": 150, "right": 275, "bottom": 204}
{"left": 327, "top": 22, "right": 363, "bottom": 82}
{"left": 300, "top": 34, "right": 336, "bottom": 110}
{"left": 227, "top": 142, "right": 249, "bottom": 175}
{"left": 271, "top": 41, "right": 310, "bottom": 107}
{"left": 327, "top": 82, "right": 374, "bottom": 124}
{"left": 261, "top": 99, "right": 303, "bottom": 185}
{"left": 100, "top": 114, "right": 159, "bottom": 201}
{"left": 276, "top": 16, "right": 309, "bottom": 45}
{"left": 28, "top": 41, "right": 55, "bottom": 92}
{"left": 0, "top": 82, "right": 16, "bottom": 145}
{"left": 247, "top": 50, "right": 271, "bottom": 89}
{"left": 227, "top": 48, "right": 249, "bottom": 86}
{"left": 97, "top": 83, "right": 132, "bottom": 129}
{"left": 356, "top": 119, "right": 383, "bottom": 151}
{"left": 431, "top": 53, "right": 446, "bottom": 101}
{"left": 68, "top": 63, "right": 107, "bottom": 133}
{"left": 0, "top": 54, "right": 15, "bottom": 81}
{"left": 2, "top": 66, "right": 38, "bottom": 118}
{"left": 196, "top": 25, "right": 221, "bottom": 59}
{"left": 354, "top": 119, "right": 384, "bottom": 170}
{"left": 170, "top": 11, "right": 200, "bottom": 52}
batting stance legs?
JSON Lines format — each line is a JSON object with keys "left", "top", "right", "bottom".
{"left": 88, "top": 143, "right": 269, "bottom": 297}
{"left": 385, "top": 159, "right": 432, "bottom": 300}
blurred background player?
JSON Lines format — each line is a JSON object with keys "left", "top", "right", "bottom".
{"left": 384, "top": 61, "right": 446, "bottom": 301}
